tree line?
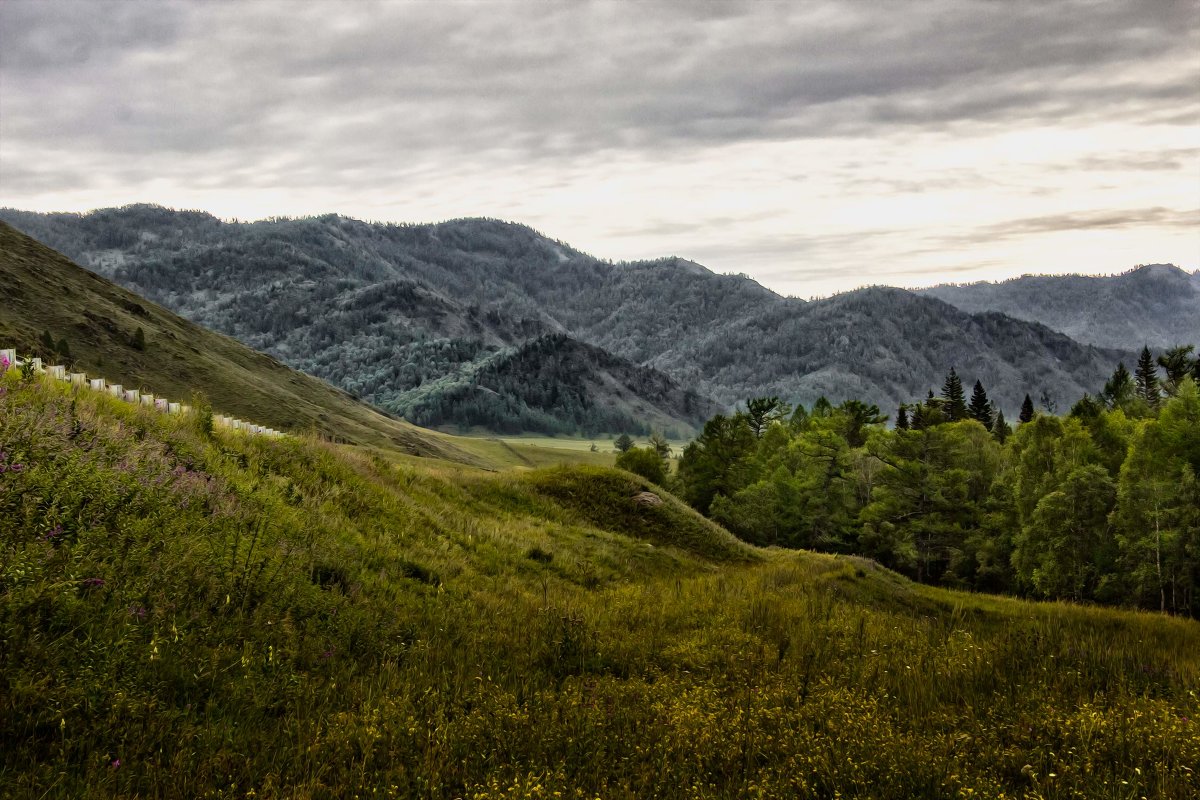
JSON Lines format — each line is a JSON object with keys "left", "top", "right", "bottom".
{"left": 656, "top": 345, "right": 1200, "bottom": 614}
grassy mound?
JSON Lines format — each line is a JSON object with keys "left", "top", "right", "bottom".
{"left": 1, "top": 370, "right": 1197, "bottom": 799}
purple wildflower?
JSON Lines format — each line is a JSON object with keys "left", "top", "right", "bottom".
{"left": 320, "top": 647, "right": 335, "bottom": 660}
{"left": 111, "top": 758, "right": 121, "bottom": 768}
{"left": 128, "top": 605, "right": 147, "bottom": 620}
{"left": 42, "top": 524, "right": 64, "bottom": 542}
{"left": 82, "top": 577, "right": 105, "bottom": 589}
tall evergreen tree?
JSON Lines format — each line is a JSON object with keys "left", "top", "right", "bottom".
{"left": 1157, "top": 345, "right": 1195, "bottom": 396}
{"left": 1135, "top": 346, "right": 1160, "bottom": 408}
{"left": 941, "top": 368, "right": 968, "bottom": 421}
{"left": 992, "top": 409, "right": 1011, "bottom": 444}
{"left": 1019, "top": 394, "right": 1035, "bottom": 423}
{"left": 895, "top": 404, "right": 910, "bottom": 431}
{"left": 967, "top": 380, "right": 993, "bottom": 428}
{"left": 1101, "top": 362, "right": 1135, "bottom": 410}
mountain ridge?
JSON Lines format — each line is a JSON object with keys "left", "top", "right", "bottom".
{"left": 920, "top": 264, "right": 1200, "bottom": 350}
{"left": 0, "top": 205, "right": 1148, "bottom": 423}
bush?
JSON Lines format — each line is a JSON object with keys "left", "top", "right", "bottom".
{"left": 616, "top": 445, "right": 667, "bottom": 485}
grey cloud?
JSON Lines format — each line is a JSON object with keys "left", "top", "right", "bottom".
{"left": 3, "top": 0, "right": 1198, "bottom": 191}
{"left": 956, "top": 207, "right": 1200, "bottom": 244}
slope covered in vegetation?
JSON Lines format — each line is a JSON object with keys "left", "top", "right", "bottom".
{"left": 2, "top": 367, "right": 1197, "bottom": 799}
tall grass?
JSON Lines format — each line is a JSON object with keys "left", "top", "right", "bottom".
{"left": 1, "top": 371, "right": 1196, "bottom": 798}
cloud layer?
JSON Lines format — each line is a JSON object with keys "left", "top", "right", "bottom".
{"left": 2, "top": 0, "right": 1197, "bottom": 295}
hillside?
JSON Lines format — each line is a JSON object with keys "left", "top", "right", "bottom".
{"left": 921, "top": 264, "right": 1200, "bottom": 350}
{"left": 2, "top": 367, "right": 1196, "bottom": 798}
{"left": 399, "top": 333, "right": 722, "bottom": 436}
{"left": 1, "top": 206, "right": 1134, "bottom": 418}
{"left": 0, "top": 221, "right": 482, "bottom": 464}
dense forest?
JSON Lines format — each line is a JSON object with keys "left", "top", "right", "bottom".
{"left": 660, "top": 348, "right": 1200, "bottom": 614}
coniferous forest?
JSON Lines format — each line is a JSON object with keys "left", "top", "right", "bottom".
{"left": 672, "top": 350, "right": 1200, "bottom": 614}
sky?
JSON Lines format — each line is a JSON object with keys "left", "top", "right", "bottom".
{"left": 1, "top": 0, "right": 1198, "bottom": 298}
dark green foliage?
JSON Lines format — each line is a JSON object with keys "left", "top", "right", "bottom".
{"left": 1019, "top": 394, "right": 1035, "bottom": 423}
{"left": 941, "top": 368, "right": 968, "bottom": 421}
{"left": 1102, "top": 361, "right": 1135, "bottom": 410}
{"left": 131, "top": 325, "right": 146, "bottom": 351}
{"left": 895, "top": 404, "right": 909, "bottom": 430}
{"left": 992, "top": 409, "right": 1011, "bottom": 444}
{"left": 614, "top": 433, "right": 634, "bottom": 452}
{"left": 677, "top": 374, "right": 1200, "bottom": 614}
{"left": 1137, "top": 345, "right": 1161, "bottom": 407}
{"left": 676, "top": 413, "right": 755, "bottom": 513}
{"left": 1158, "top": 345, "right": 1195, "bottom": 396}
{"left": 968, "top": 380, "right": 994, "bottom": 428}
{"left": 615, "top": 446, "right": 668, "bottom": 485}
{"left": 746, "top": 396, "right": 789, "bottom": 437}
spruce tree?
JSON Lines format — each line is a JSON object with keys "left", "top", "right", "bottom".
{"left": 1019, "top": 394, "right": 1035, "bottom": 423}
{"left": 941, "top": 368, "right": 968, "bottom": 421}
{"left": 1101, "top": 362, "right": 1134, "bottom": 410}
{"left": 1135, "top": 346, "right": 1160, "bottom": 408}
{"left": 896, "top": 404, "right": 910, "bottom": 431}
{"left": 967, "top": 380, "right": 993, "bottom": 428}
{"left": 992, "top": 409, "right": 1011, "bottom": 443}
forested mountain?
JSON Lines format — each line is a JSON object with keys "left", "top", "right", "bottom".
{"left": 921, "top": 265, "right": 1200, "bottom": 350}
{"left": 0, "top": 205, "right": 1139, "bottom": 427}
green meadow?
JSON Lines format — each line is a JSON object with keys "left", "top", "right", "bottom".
{"left": 1, "top": 370, "right": 1197, "bottom": 799}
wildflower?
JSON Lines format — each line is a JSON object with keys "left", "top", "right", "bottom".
{"left": 128, "top": 605, "right": 147, "bottom": 620}
{"left": 42, "top": 524, "right": 64, "bottom": 542}
{"left": 82, "top": 577, "right": 106, "bottom": 590}
{"left": 111, "top": 758, "right": 121, "bottom": 768}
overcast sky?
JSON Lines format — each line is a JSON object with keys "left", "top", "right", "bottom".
{"left": 2, "top": 0, "right": 1197, "bottom": 296}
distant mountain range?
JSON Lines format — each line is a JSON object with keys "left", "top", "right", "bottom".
{"left": 921, "top": 265, "right": 1200, "bottom": 350}
{"left": 2, "top": 205, "right": 1178, "bottom": 432}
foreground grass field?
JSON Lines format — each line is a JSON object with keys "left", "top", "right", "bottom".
{"left": 2, "top": 371, "right": 1197, "bottom": 799}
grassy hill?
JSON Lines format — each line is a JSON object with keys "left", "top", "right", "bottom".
{"left": 1, "top": 367, "right": 1196, "bottom": 798}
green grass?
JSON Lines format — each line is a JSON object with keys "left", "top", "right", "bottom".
{"left": 2, "top": 369, "right": 1198, "bottom": 799}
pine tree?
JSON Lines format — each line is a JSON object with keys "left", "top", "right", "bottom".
{"left": 941, "top": 368, "right": 968, "bottom": 421}
{"left": 1019, "top": 394, "right": 1035, "bottom": 423}
{"left": 1101, "top": 362, "right": 1134, "bottom": 410}
{"left": 614, "top": 433, "right": 634, "bottom": 453}
{"left": 1157, "top": 345, "right": 1195, "bottom": 396}
{"left": 1135, "top": 346, "right": 1160, "bottom": 408}
{"left": 992, "top": 409, "right": 1011, "bottom": 443}
{"left": 967, "top": 380, "right": 993, "bottom": 429}
{"left": 895, "top": 404, "right": 910, "bottom": 431}
{"left": 131, "top": 327, "right": 146, "bottom": 351}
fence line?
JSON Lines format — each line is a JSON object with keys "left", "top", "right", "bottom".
{"left": 0, "top": 347, "right": 283, "bottom": 438}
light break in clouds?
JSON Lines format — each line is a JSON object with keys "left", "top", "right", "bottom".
{"left": 1, "top": 0, "right": 1198, "bottom": 297}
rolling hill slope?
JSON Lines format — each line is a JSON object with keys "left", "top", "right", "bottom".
{"left": 2, "top": 366, "right": 1196, "bottom": 797}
